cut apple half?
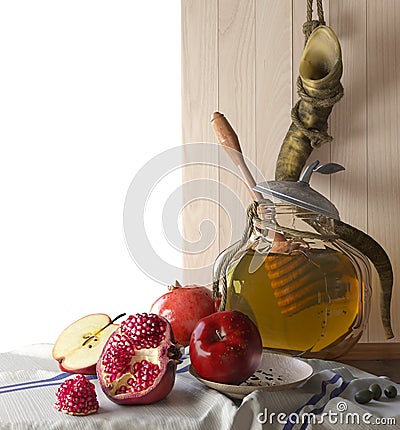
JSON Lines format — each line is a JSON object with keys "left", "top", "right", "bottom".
{"left": 52, "top": 313, "right": 124, "bottom": 375}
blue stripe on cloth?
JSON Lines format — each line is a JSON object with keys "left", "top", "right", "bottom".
{"left": 298, "top": 378, "right": 350, "bottom": 430}
{"left": 0, "top": 372, "right": 73, "bottom": 389}
{"left": 0, "top": 373, "right": 97, "bottom": 394}
{"left": 177, "top": 365, "right": 189, "bottom": 374}
{"left": 283, "top": 373, "right": 342, "bottom": 430}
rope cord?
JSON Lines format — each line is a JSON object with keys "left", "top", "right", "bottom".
{"left": 212, "top": 202, "right": 258, "bottom": 311}
{"left": 304, "top": 0, "right": 325, "bottom": 43}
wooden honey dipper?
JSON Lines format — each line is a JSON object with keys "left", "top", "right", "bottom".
{"left": 211, "top": 111, "right": 347, "bottom": 317}
{"left": 210, "top": 112, "right": 263, "bottom": 202}
{"left": 210, "top": 112, "right": 280, "bottom": 237}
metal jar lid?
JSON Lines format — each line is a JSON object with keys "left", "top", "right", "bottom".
{"left": 253, "top": 161, "right": 344, "bottom": 220}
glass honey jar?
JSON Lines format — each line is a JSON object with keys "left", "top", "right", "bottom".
{"left": 214, "top": 162, "right": 372, "bottom": 359}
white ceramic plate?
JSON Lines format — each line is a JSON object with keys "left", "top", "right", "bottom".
{"left": 189, "top": 351, "right": 313, "bottom": 399}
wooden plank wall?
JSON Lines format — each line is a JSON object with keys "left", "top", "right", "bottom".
{"left": 181, "top": 0, "right": 400, "bottom": 343}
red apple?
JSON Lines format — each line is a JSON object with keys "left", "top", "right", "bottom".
{"left": 189, "top": 310, "right": 263, "bottom": 384}
{"left": 150, "top": 281, "right": 216, "bottom": 346}
{"left": 52, "top": 313, "right": 124, "bottom": 375}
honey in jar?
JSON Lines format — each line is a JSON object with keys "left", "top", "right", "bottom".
{"left": 226, "top": 246, "right": 366, "bottom": 355}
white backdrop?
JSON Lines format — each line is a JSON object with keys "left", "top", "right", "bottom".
{"left": 0, "top": 1, "right": 181, "bottom": 352}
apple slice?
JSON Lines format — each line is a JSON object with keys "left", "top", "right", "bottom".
{"left": 52, "top": 313, "right": 125, "bottom": 375}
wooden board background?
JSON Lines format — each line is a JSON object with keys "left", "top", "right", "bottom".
{"left": 181, "top": 0, "right": 400, "bottom": 343}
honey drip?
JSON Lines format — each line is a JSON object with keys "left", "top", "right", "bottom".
{"left": 226, "top": 248, "right": 363, "bottom": 353}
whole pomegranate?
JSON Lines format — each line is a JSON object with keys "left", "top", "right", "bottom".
{"left": 96, "top": 313, "right": 181, "bottom": 405}
{"left": 150, "top": 281, "right": 216, "bottom": 346}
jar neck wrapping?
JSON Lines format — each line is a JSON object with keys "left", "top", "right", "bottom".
{"left": 254, "top": 202, "right": 337, "bottom": 241}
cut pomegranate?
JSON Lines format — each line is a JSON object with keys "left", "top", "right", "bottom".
{"left": 54, "top": 375, "right": 99, "bottom": 416}
{"left": 96, "top": 313, "right": 182, "bottom": 405}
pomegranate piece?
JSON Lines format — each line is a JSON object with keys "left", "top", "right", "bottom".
{"left": 150, "top": 281, "right": 216, "bottom": 346}
{"left": 96, "top": 313, "right": 182, "bottom": 405}
{"left": 54, "top": 375, "right": 99, "bottom": 416}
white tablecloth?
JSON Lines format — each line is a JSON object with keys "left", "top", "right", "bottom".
{"left": 0, "top": 344, "right": 399, "bottom": 429}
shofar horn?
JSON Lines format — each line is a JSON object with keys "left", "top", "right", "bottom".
{"left": 274, "top": 26, "right": 394, "bottom": 339}
{"left": 276, "top": 25, "right": 343, "bottom": 181}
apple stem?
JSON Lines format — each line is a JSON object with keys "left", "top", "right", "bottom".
{"left": 82, "top": 313, "right": 127, "bottom": 346}
{"left": 110, "top": 313, "right": 127, "bottom": 324}
{"left": 215, "top": 329, "right": 224, "bottom": 341}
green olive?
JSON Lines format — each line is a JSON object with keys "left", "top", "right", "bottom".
{"left": 384, "top": 385, "right": 398, "bottom": 399}
{"left": 368, "top": 383, "right": 382, "bottom": 400}
{"left": 354, "top": 389, "right": 373, "bottom": 404}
